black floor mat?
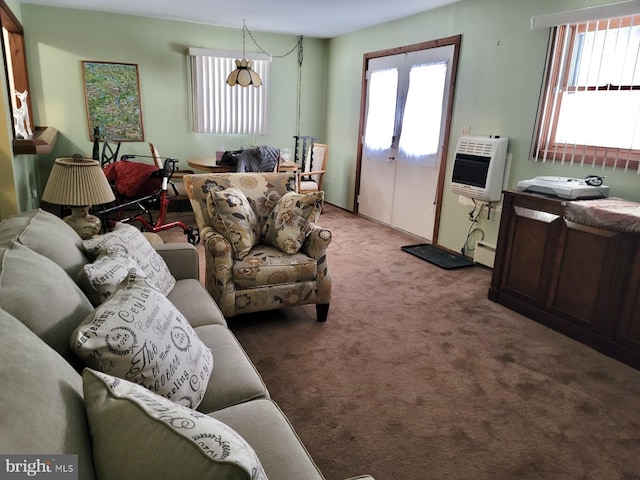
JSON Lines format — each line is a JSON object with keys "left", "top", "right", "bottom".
{"left": 401, "top": 244, "right": 475, "bottom": 269}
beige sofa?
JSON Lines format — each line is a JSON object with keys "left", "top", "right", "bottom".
{"left": 0, "top": 208, "right": 372, "bottom": 480}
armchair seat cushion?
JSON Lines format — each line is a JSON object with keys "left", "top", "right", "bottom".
{"left": 233, "top": 245, "right": 317, "bottom": 289}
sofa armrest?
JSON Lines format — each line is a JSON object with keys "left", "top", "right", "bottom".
{"left": 302, "top": 224, "right": 331, "bottom": 259}
{"left": 155, "top": 243, "right": 199, "bottom": 280}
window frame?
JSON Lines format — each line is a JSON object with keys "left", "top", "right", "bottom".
{"left": 1, "top": 0, "right": 33, "bottom": 134}
{"left": 534, "top": 15, "right": 640, "bottom": 169}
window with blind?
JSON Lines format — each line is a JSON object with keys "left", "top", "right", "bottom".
{"left": 533, "top": 14, "right": 640, "bottom": 171}
{"left": 188, "top": 48, "right": 271, "bottom": 135}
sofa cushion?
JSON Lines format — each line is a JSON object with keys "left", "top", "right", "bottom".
{"left": 193, "top": 324, "right": 269, "bottom": 413}
{"left": 0, "top": 241, "right": 94, "bottom": 364}
{"left": 206, "top": 186, "right": 261, "bottom": 260}
{"left": 209, "top": 398, "right": 324, "bottom": 480}
{"left": 261, "top": 191, "right": 323, "bottom": 254}
{"left": 0, "top": 308, "right": 96, "bottom": 480}
{"left": 83, "top": 369, "right": 268, "bottom": 480}
{"left": 82, "top": 222, "right": 175, "bottom": 295}
{"left": 78, "top": 248, "right": 147, "bottom": 305}
{"left": 167, "top": 278, "right": 227, "bottom": 328}
{"left": 71, "top": 274, "right": 213, "bottom": 409}
{"left": 0, "top": 208, "right": 88, "bottom": 278}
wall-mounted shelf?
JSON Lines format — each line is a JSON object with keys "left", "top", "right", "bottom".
{"left": 12, "top": 126, "right": 57, "bottom": 155}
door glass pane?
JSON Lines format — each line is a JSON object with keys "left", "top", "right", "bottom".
{"left": 364, "top": 68, "right": 398, "bottom": 151}
{"left": 399, "top": 62, "right": 447, "bottom": 164}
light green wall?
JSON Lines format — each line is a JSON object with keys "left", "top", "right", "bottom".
{"left": 19, "top": 4, "right": 327, "bottom": 197}
{"left": 7, "top": 0, "right": 639, "bottom": 253}
{"left": 324, "top": 0, "right": 640, "bottom": 253}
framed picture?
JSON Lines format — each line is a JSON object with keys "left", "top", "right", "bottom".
{"left": 82, "top": 61, "right": 145, "bottom": 142}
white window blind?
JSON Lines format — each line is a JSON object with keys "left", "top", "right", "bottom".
{"left": 188, "top": 48, "right": 270, "bottom": 135}
{"left": 532, "top": 13, "right": 640, "bottom": 171}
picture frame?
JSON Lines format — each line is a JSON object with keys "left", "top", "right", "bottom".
{"left": 82, "top": 61, "right": 145, "bottom": 142}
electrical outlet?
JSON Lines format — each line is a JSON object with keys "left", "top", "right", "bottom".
{"left": 461, "top": 124, "right": 471, "bottom": 136}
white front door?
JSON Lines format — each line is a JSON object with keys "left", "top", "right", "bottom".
{"left": 357, "top": 40, "right": 458, "bottom": 242}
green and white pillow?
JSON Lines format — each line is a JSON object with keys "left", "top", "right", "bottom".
{"left": 83, "top": 369, "right": 268, "bottom": 480}
{"left": 71, "top": 274, "right": 213, "bottom": 409}
{"left": 206, "top": 186, "right": 261, "bottom": 260}
{"left": 82, "top": 222, "right": 176, "bottom": 295}
{"left": 261, "top": 191, "right": 324, "bottom": 254}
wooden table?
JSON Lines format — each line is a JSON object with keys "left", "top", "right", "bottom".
{"left": 277, "top": 160, "right": 299, "bottom": 173}
{"left": 187, "top": 157, "right": 300, "bottom": 173}
{"left": 186, "top": 157, "right": 234, "bottom": 173}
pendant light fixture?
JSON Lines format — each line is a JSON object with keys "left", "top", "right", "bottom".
{"left": 226, "top": 21, "right": 303, "bottom": 90}
{"left": 226, "top": 20, "right": 262, "bottom": 87}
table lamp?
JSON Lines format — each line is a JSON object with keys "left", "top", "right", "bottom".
{"left": 42, "top": 155, "right": 116, "bottom": 239}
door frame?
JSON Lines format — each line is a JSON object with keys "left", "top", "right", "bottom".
{"left": 353, "top": 34, "right": 462, "bottom": 246}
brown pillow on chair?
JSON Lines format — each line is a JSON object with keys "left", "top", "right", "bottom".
{"left": 261, "top": 191, "right": 323, "bottom": 255}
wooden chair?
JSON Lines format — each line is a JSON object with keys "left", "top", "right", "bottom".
{"left": 297, "top": 143, "right": 328, "bottom": 194}
{"left": 100, "top": 139, "right": 121, "bottom": 167}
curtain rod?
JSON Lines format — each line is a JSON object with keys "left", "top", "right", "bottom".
{"left": 531, "top": 0, "right": 640, "bottom": 29}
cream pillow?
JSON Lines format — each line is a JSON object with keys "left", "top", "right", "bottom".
{"left": 71, "top": 274, "right": 213, "bottom": 409}
{"left": 206, "top": 186, "right": 261, "bottom": 260}
{"left": 80, "top": 247, "right": 146, "bottom": 303}
{"left": 82, "top": 222, "right": 175, "bottom": 295}
{"left": 83, "top": 369, "right": 268, "bottom": 480}
{"left": 261, "top": 191, "right": 324, "bottom": 254}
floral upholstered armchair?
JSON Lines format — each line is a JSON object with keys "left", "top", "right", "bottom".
{"left": 184, "top": 172, "right": 331, "bottom": 321}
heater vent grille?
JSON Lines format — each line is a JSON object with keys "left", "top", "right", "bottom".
{"left": 456, "top": 139, "right": 494, "bottom": 156}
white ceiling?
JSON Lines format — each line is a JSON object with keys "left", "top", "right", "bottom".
{"left": 22, "top": 0, "right": 463, "bottom": 38}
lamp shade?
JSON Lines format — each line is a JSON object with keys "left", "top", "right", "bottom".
{"left": 226, "top": 59, "right": 262, "bottom": 87}
{"left": 42, "top": 156, "right": 115, "bottom": 207}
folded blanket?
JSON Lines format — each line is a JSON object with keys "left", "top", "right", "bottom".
{"left": 103, "top": 160, "right": 161, "bottom": 198}
{"left": 236, "top": 146, "right": 280, "bottom": 172}
{"left": 566, "top": 197, "right": 640, "bottom": 233}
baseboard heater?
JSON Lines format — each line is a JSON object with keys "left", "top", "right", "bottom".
{"left": 473, "top": 240, "right": 496, "bottom": 268}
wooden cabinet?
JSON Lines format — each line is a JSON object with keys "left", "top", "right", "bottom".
{"left": 489, "top": 191, "right": 640, "bottom": 369}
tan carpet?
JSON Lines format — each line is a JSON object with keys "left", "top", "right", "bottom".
{"left": 157, "top": 203, "right": 640, "bottom": 480}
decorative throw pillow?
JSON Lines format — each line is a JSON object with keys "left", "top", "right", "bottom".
{"left": 71, "top": 273, "right": 213, "bottom": 409}
{"left": 206, "top": 186, "right": 260, "bottom": 260}
{"left": 82, "top": 222, "right": 176, "bottom": 295}
{"left": 83, "top": 369, "right": 268, "bottom": 480}
{"left": 79, "top": 247, "right": 147, "bottom": 304}
{"left": 261, "top": 191, "right": 324, "bottom": 254}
